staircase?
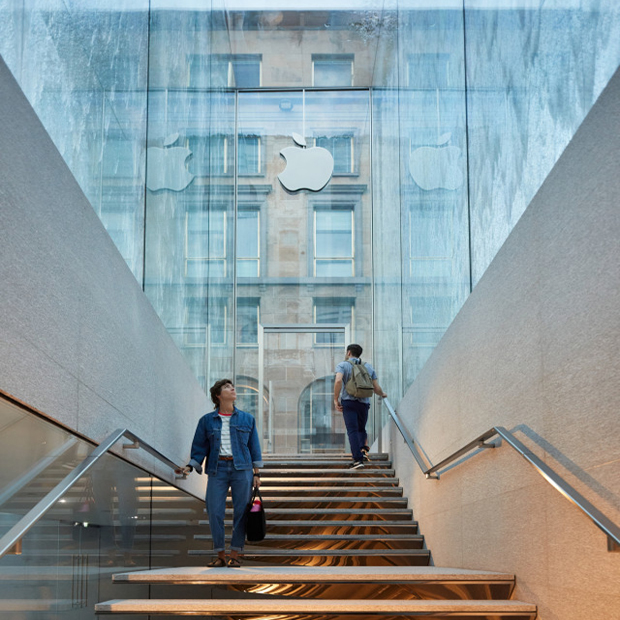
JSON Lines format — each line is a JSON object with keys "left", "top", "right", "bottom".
{"left": 95, "top": 453, "right": 537, "bottom": 619}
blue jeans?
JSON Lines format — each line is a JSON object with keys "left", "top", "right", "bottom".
{"left": 205, "top": 460, "right": 253, "bottom": 552}
{"left": 342, "top": 400, "right": 369, "bottom": 462}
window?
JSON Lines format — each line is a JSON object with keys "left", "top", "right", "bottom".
{"left": 237, "top": 208, "right": 260, "bottom": 277}
{"left": 211, "top": 54, "right": 262, "bottom": 87}
{"left": 237, "top": 298, "right": 259, "bottom": 346}
{"left": 188, "top": 135, "right": 228, "bottom": 176}
{"left": 315, "top": 135, "right": 355, "bottom": 175}
{"left": 238, "top": 135, "right": 262, "bottom": 175}
{"left": 313, "top": 298, "right": 354, "bottom": 346}
{"left": 188, "top": 134, "right": 262, "bottom": 177}
{"left": 185, "top": 210, "right": 227, "bottom": 278}
{"left": 313, "top": 207, "right": 354, "bottom": 277}
{"left": 312, "top": 54, "right": 354, "bottom": 87}
{"left": 188, "top": 134, "right": 232, "bottom": 176}
{"left": 184, "top": 297, "right": 227, "bottom": 346}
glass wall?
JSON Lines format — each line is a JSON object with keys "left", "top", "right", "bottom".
{"left": 2, "top": 1, "right": 620, "bottom": 447}
{"left": 0, "top": 0, "right": 150, "bottom": 282}
{"left": 464, "top": 0, "right": 620, "bottom": 284}
{"left": 0, "top": 396, "right": 206, "bottom": 619}
{"left": 393, "top": 3, "right": 471, "bottom": 385}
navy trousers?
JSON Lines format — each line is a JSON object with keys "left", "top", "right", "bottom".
{"left": 342, "top": 399, "right": 369, "bottom": 462}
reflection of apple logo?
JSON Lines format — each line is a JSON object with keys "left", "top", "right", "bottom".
{"left": 146, "top": 133, "right": 195, "bottom": 192}
{"left": 278, "top": 133, "right": 334, "bottom": 192}
{"left": 409, "top": 132, "right": 463, "bottom": 191}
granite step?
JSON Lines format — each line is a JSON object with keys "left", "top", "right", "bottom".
{"left": 187, "top": 547, "right": 430, "bottom": 566}
{"left": 111, "top": 565, "right": 517, "bottom": 600}
{"left": 259, "top": 476, "right": 400, "bottom": 486}
{"left": 95, "top": 597, "right": 537, "bottom": 618}
{"left": 261, "top": 460, "right": 393, "bottom": 469}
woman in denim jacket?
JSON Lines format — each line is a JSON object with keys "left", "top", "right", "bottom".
{"left": 182, "top": 379, "right": 262, "bottom": 567}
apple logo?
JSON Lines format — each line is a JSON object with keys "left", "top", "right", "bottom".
{"left": 146, "top": 133, "right": 195, "bottom": 192}
{"left": 409, "top": 132, "right": 463, "bottom": 191}
{"left": 278, "top": 133, "right": 334, "bottom": 192}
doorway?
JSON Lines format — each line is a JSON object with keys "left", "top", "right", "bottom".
{"left": 257, "top": 323, "right": 349, "bottom": 454}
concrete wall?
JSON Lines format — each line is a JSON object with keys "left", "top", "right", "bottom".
{"left": 390, "top": 66, "right": 620, "bottom": 618}
{"left": 0, "top": 56, "right": 208, "bottom": 495}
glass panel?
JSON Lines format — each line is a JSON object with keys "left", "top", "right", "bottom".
{"left": 465, "top": 1, "right": 620, "bottom": 285}
{"left": 235, "top": 90, "right": 377, "bottom": 447}
{"left": 396, "top": 5, "right": 470, "bottom": 388}
{"left": 0, "top": 1, "right": 149, "bottom": 283}
{"left": 262, "top": 331, "right": 345, "bottom": 454}
{"left": 145, "top": 4, "right": 235, "bottom": 389}
{"left": 0, "top": 399, "right": 95, "bottom": 538}
{"left": 0, "top": 454, "right": 151, "bottom": 618}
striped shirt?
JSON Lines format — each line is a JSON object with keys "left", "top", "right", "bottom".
{"left": 219, "top": 412, "right": 233, "bottom": 456}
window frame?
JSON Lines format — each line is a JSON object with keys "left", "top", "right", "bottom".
{"left": 311, "top": 203, "right": 356, "bottom": 278}
{"left": 313, "top": 133, "right": 357, "bottom": 176}
{"left": 184, "top": 208, "right": 228, "bottom": 279}
{"left": 311, "top": 53, "right": 354, "bottom": 87}
{"left": 312, "top": 297, "right": 355, "bottom": 347}
{"left": 237, "top": 133, "right": 265, "bottom": 176}
{"left": 183, "top": 297, "right": 228, "bottom": 348}
{"left": 211, "top": 53, "right": 263, "bottom": 88}
{"left": 236, "top": 297, "right": 260, "bottom": 347}
{"left": 236, "top": 205, "right": 262, "bottom": 278}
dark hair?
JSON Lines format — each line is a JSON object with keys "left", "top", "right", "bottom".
{"left": 347, "top": 344, "right": 363, "bottom": 358}
{"left": 210, "top": 379, "right": 233, "bottom": 407}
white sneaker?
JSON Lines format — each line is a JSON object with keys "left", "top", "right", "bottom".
{"left": 348, "top": 460, "right": 364, "bottom": 470}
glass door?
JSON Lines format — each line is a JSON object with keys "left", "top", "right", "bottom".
{"left": 251, "top": 324, "right": 349, "bottom": 455}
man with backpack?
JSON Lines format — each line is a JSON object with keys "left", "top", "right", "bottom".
{"left": 333, "top": 344, "right": 387, "bottom": 469}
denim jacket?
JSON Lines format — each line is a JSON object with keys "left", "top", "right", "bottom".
{"left": 188, "top": 407, "right": 263, "bottom": 475}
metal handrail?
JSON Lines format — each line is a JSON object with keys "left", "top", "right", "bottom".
{"left": 382, "top": 398, "right": 620, "bottom": 552}
{"left": 0, "top": 428, "right": 193, "bottom": 558}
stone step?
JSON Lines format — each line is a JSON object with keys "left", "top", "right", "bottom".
{"left": 242, "top": 508, "right": 413, "bottom": 521}
{"left": 196, "top": 534, "right": 424, "bottom": 550}
{"left": 226, "top": 497, "right": 409, "bottom": 508}
{"left": 257, "top": 486, "right": 403, "bottom": 497}
{"left": 261, "top": 468, "right": 395, "bottom": 477}
{"left": 187, "top": 548, "right": 431, "bottom": 566}
{"left": 197, "top": 520, "right": 420, "bottom": 533}
{"left": 260, "top": 477, "right": 399, "bottom": 487}
{"left": 95, "top": 597, "right": 537, "bottom": 618}
{"left": 263, "top": 454, "right": 390, "bottom": 460}
{"left": 195, "top": 533, "right": 423, "bottom": 543}
{"left": 112, "top": 564, "right": 515, "bottom": 590}
{"left": 261, "top": 460, "right": 393, "bottom": 469}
